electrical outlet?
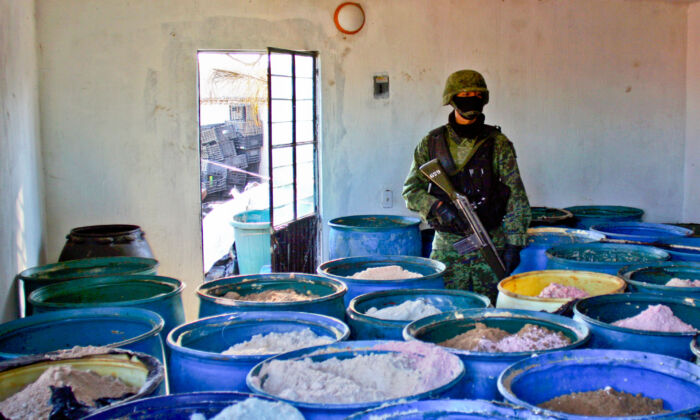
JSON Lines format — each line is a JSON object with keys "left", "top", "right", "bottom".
{"left": 381, "top": 189, "right": 393, "bottom": 208}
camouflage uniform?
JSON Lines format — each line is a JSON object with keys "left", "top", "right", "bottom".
{"left": 402, "top": 70, "right": 531, "bottom": 303}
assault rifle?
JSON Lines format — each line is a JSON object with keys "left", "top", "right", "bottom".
{"left": 419, "top": 159, "right": 507, "bottom": 280}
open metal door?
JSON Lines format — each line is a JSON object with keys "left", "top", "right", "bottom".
{"left": 267, "top": 48, "right": 320, "bottom": 273}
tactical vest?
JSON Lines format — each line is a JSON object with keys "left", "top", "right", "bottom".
{"left": 427, "top": 124, "right": 511, "bottom": 232}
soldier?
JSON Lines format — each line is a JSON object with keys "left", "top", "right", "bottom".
{"left": 402, "top": 69, "right": 531, "bottom": 303}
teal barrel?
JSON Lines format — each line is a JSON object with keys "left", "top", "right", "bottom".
{"left": 591, "top": 221, "right": 692, "bottom": 243}
{"left": 166, "top": 311, "right": 349, "bottom": 393}
{"left": 573, "top": 293, "right": 699, "bottom": 360}
{"left": 230, "top": 209, "right": 271, "bottom": 275}
{"left": 564, "top": 205, "right": 644, "bottom": 229}
{"left": 529, "top": 206, "right": 575, "bottom": 227}
{"left": 347, "top": 399, "right": 558, "bottom": 420}
{"left": 346, "top": 288, "right": 490, "bottom": 340}
{"left": 328, "top": 215, "right": 421, "bottom": 259}
{"left": 512, "top": 227, "right": 605, "bottom": 274}
{"left": 545, "top": 242, "right": 669, "bottom": 274}
{"left": 246, "top": 340, "right": 465, "bottom": 420}
{"left": 656, "top": 236, "right": 700, "bottom": 262}
{"left": 28, "top": 275, "right": 185, "bottom": 337}
{"left": 618, "top": 261, "right": 700, "bottom": 298}
{"left": 0, "top": 307, "right": 165, "bottom": 362}
{"left": 197, "top": 274, "right": 347, "bottom": 320}
{"left": 15, "top": 256, "right": 159, "bottom": 317}
{"left": 0, "top": 348, "right": 165, "bottom": 414}
{"left": 403, "top": 308, "right": 589, "bottom": 400}
{"left": 83, "top": 392, "right": 303, "bottom": 420}
{"left": 317, "top": 255, "right": 446, "bottom": 305}
{"left": 498, "top": 349, "right": 700, "bottom": 419}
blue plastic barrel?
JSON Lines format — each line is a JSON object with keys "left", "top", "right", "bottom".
{"left": 512, "top": 228, "right": 605, "bottom": 274}
{"left": 403, "top": 308, "right": 589, "bottom": 400}
{"left": 346, "top": 288, "right": 490, "bottom": 340}
{"left": 573, "top": 293, "right": 699, "bottom": 360}
{"left": 346, "top": 399, "right": 557, "bottom": 420}
{"left": 328, "top": 215, "right": 421, "bottom": 259}
{"left": 0, "top": 307, "right": 165, "bottom": 362}
{"left": 246, "top": 340, "right": 465, "bottom": 420}
{"left": 15, "top": 256, "right": 159, "bottom": 317}
{"left": 656, "top": 237, "right": 700, "bottom": 262}
{"left": 498, "top": 349, "right": 700, "bottom": 419}
{"left": 317, "top": 255, "right": 445, "bottom": 305}
{"left": 591, "top": 221, "right": 692, "bottom": 243}
{"left": 618, "top": 261, "right": 700, "bottom": 298}
{"left": 83, "top": 392, "right": 303, "bottom": 420}
{"left": 28, "top": 275, "right": 185, "bottom": 337}
{"left": 545, "top": 243, "right": 669, "bottom": 274}
{"left": 197, "top": 274, "right": 347, "bottom": 320}
{"left": 230, "top": 209, "right": 271, "bottom": 275}
{"left": 564, "top": 205, "right": 644, "bottom": 229}
{"left": 166, "top": 311, "right": 350, "bottom": 393}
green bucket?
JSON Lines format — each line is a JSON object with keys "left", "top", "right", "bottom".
{"left": 16, "top": 256, "right": 159, "bottom": 317}
{"left": 230, "top": 210, "right": 271, "bottom": 274}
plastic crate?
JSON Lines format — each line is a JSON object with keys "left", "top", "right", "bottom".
{"left": 202, "top": 161, "right": 227, "bottom": 177}
{"left": 203, "top": 174, "right": 227, "bottom": 194}
{"left": 244, "top": 148, "right": 261, "bottom": 164}
{"left": 201, "top": 142, "right": 223, "bottom": 161}
{"left": 227, "top": 170, "right": 247, "bottom": 187}
{"left": 225, "top": 154, "right": 248, "bottom": 169}
{"left": 216, "top": 125, "right": 237, "bottom": 141}
{"left": 218, "top": 138, "right": 238, "bottom": 158}
{"left": 234, "top": 134, "right": 263, "bottom": 150}
{"left": 200, "top": 127, "right": 219, "bottom": 144}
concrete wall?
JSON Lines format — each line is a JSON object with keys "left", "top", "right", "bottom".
{"left": 35, "top": 0, "right": 694, "bottom": 318}
{"left": 1, "top": 0, "right": 46, "bottom": 322}
{"left": 685, "top": 2, "right": 700, "bottom": 221}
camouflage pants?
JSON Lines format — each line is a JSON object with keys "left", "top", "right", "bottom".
{"left": 430, "top": 246, "right": 501, "bottom": 305}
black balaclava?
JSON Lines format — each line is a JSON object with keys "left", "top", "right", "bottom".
{"left": 449, "top": 111, "right": 485, "bottom": 138}
{"left": 451, "top": 95, "right": 484, "bottom": 121}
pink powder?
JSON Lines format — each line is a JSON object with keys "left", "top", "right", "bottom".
{"left": 494, "top": 324, "right": 571, "bottom": 352}
{"left": 538, "top": 283, "right": 589, "bottom": 299}
{"left": 665, "top": 278, "right": 700, "bottom": 288}
{"left": 612, "top": 304, "right": 696, "bottom": 333}
{"left": 371, "top": 341, "right": 463, "bottom": 390}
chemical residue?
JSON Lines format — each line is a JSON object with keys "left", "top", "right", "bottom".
{"left": 190, "top": 397, "right": 303, "bottom": 420}
{"left": 365, "top": 298, "right": 441, "bottom": 321}
{"left": 537, "top": 283, "right": 589, "bottom": 299}
{"left": 439, "top": 322, "right": 571, "bottom": 352}
{"left": 539, "top": 387, "right": 667, "bottom": 416}
{"left": 350, "top": 265, "right": 422, "bottom": 280}
{"left": 563, "top": 249, "right": 659, "bottom": 263}
{"left": 223, "top": 289, "right": 319, "bottom": 302}
{"left": 221, "top": 328, "right": 334, "bottom": 355}
{"left": 665, "top": 278, "right": 700, "bottom": 287}
{"left": 612, "top": 304, "right": 696, "bottom": 333}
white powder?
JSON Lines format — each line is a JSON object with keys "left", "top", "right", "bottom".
{"left": 365, "top": 299, "right": 442, "bottom": 321}
{"left": 189, "top": 397, "right": 304, "bottom": 420}
{"left": 350, "top": 265, "right": 422, "bottom": 280}
{"left": 665, "top": 278, "right": 700, "bottom": 287}
{"left": 221, "top": 328, "right": 335, "bottom": 355}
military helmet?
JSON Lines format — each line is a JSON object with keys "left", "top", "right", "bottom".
{"left": 442, "top": 70, "right": 489, "bottom": 106}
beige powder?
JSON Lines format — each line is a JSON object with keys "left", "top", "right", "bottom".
{"left": 223, "top": 289, "right": 319, "bottom": 302}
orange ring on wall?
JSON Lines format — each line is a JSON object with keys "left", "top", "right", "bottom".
{"left": 334, "top": 2, "right": 365, "bottom": 35}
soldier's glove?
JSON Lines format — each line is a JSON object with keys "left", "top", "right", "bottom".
{"left": 500, "top": 244, "right": 522, "bottom": 274}
{"left": 428, "top": 201, "right": 469, "bottom": 236}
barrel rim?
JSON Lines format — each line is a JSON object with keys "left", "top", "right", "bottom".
{"left": 196, "top": 273, "right": 347, "bottom": 307}
{"left": 68, "top": 224, "right": 143, "bottom": 237}
{"left": 245, "top": 339, "right": 465, "bottom": 411}
{"left": 573, "top": 293, "right": 699, "bottom": 337}
{"left": 317, "top": 255, "right": 446, "bottom": 284}
{"left": 563, "top": 205, "right": 645, "bottom": 218}
{"left": 84, "top": 391, "right": 301, "bottom": 419}
{"left": 28, "top": 274, "right": 185, "bottom": 309}
{"left": 590, "top": 221, "right": 693, "bottom": 240}
{"left": 166, "top": 310, "right": 350, "bottom": 361}
{"left": 497, "top": 348, "right": 700, "bottom": 419}
{"left": 17, "top": 256, "right": 160, "bottom": 282}
{"left": 328, "top": 214, "right": 421, "bottom": 231}
{"left": 230, "top": 209, "right": 271, "bottom": 229}
{"left": 692, "top": 336, "right": 699, "bottom": 359}
{"left": 496, "top": 269, "right": 626, "bottom": 304}
{"left": 526, "top": 226, "right": 605, "bottom": 238}
{"left": 346, "top": 288, "right": 490, "bottom": 329}
{"left": 619, "top": 262, "right": 700, "bottom": 292}
{"left": 545, "top": 242, "right": 670, "bottom": 267}
{"left": 403, "top": 308, "right": 590, "bottom": 359}
{"left": 0, "top": 307, "right": 165, "bottom": 359}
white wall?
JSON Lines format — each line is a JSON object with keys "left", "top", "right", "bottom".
{"left": 685, "top": 2, "right": 700, "bottom": 221}
{"left": 35, "top": 0, "right": 694, "bottom": 319}
{"left": 1, "top": 0, "right": 46, "bottom": 322}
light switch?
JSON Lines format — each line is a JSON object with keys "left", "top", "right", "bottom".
{"left": 381, "top": 189, "right": 393, "bottom": 208}
{"left": 374, "top": 74, "right": 389, "bottom": 99}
